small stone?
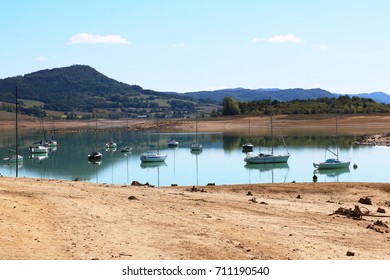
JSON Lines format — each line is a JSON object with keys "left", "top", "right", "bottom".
{"left": 377, "top": 207, "right": 386, "bottom": 213}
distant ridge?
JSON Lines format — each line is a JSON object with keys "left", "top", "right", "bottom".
{"left": 348, "top": 92, "right": 390, "bottom": 104}
{"left": 184, "top": 88, "right": 390, "bottom": 104}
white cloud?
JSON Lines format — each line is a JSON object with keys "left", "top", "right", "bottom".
{"left": 69, "top": 33, "right": 131, "bottom": 45}
{"left": 253, "top": 34, "right": 303, "bottom": 44}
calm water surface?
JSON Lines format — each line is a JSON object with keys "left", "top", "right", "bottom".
{"left": 1, "top": 130, "right": 389, "bottom": 186}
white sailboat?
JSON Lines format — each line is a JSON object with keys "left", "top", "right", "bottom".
{"left": 105, "top": 137, "right": 117, "bottom": 149}
{"left": 3, "top": 87, "right": 24, "bottom": 171}
{"left": 140, "top": 151, "right": 167, "bottom": 162}
{"left": 167, "top": 138, "right": 179, "bottom": 148}
{"left": 313, "top": 115, "right": 350, "bottom": 169}
{"left": 140, "top": 121, "right": 167, "bottom": 162}
{"left": 190, "top": 114, "right": 202, "bottom": 152}
{"left": 29, "top": 143, "right": 49, "bottom": 154}
{"left": 120, "top": 146, "right": 132, "bottom": 153}
{"left": 244, "top": 99, "right": 289, "bottom": 164}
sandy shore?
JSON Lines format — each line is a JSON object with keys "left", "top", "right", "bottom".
{"left": 1, "top": 114, "right": 390, "bottom": 260}
{"left": 0, "top": 177, "right": 389, "bottom": 260}
{"left": 2, "top": 113, "right": 390, "bottom": 137}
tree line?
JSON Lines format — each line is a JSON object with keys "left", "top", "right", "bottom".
{"left": 222, "top": 95, "right": 390, "bottom": 115}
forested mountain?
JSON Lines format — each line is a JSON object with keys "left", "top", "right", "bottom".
{"left": 185, "top": 88, "right": 390, "bottom": 104}
{"left": 0, "top": 65, "right": 210, "bottom": 118}
{"left": 185, "top": 87, "right": 336, "bottom": 102}
{"left": 1, "top": 65, "right": 389, "bottom": 120}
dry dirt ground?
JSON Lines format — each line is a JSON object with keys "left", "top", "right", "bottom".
{"left": 0, "top": 177, "right": 389, "bottom": 260}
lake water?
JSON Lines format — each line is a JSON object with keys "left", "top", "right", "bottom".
{"left": 1, "top": 130, "right": 389, "bottom": 186}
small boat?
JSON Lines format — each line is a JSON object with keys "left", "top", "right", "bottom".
{"left": 120, "top": 146, "right": 132, "bottom": 153}
{"left": 242, "top": 143, "right": 254, "bottom": 152}
{"left": 29, "top": 145, "right": 49, "bottom": 154}
{"left": 190, "top": 143, "right": 203, "bottom": 152}
{"left": 6, "top": 87, "right": 23, "bottom": 172}
{"left": 88, "top": 118, "right": 102, "bottom": 161}
{"left": 3, "top": 154, "right": 24, "bottom": 164}
{"left": 242, "top": 115, "right": 253, "bottom": 152}
{"left": 167, "top": 139, "right": 179, "bottom": 148}
{"left": 313, "top": 115, "right": 350, "bottom": 170}
{"left": 88, "top": 151, "right": 103, "bottom": 161}
{"left": 245, "top": 153, "right": 290, "bottom": 164}
{"left": 245, "top": 99, "right": 289, "bottom": 164}
{"left": 190, "top": 114, "right": 202, "bottom": 152}
{"left": 313, "top": 158, "right": 350, "bottom": 169}
{"left": 140, "top": 151, "right": 167, "bottom": 162}
{"left": 105, "top": 138, "right": 117, "bottom": 149}
{"left": 141, "top": 120, "right": 167, "bottom": 162}
{"left": 44, "top": 136, "right": 58, "bottom": 147}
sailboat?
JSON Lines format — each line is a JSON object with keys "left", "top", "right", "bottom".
{"left": 244, "top": 99, "right": 289, "bottom": 164}
{"left": 105, "top": 137, "right": 117, "bottom": 149}
{"left": 3, "top": 87, "right": 24, "bottom": 171}
{"left": 105, "top": 119, "right": 117, "bottom": 149}
{"left": 43, "top": 117, "right": 58, "bottom": 147}
{"left": 140, "top": 121, "right": 167, "bottom": 162}
{"left": 167, "top": 138, "right": 179, "bottom": 148}
{"left": 242, "top": 115, "right": 253, "bottom": 152}
{"left": 29, "top": 142, "right": 49, "bottom": 154}
{"left": 88, "top": 117, "right": 102, "bottom": 161}
{"left": 190, "top": 114, "right": 202, "bottom": 152}
{"left": 313, "top": 115, "right": 350, "bottom": 169}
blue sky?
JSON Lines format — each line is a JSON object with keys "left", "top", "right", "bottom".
{"left": 1, "top": 0, "right": 389, "bottom": 94}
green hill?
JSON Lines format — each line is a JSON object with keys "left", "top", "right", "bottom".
{"left": 0, "top": 65, "right": 214, "bottom": 118}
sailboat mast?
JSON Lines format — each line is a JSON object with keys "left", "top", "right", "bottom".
{"left": 336, "top": 114, "right": 339, "bottom": 160}
{"left": 269, "top": 98, "right": 274, "bottom": 155}
{"left": 156, "top": 120, "right": 160, "bottom": 153}
{"left": 195, "top": 114, "right": 198, "bottom": 142}
{"left": 15, "top": 87, "right": 19, "bottom": 177}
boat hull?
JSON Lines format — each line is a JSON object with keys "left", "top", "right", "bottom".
{"left": 190, "top": 143, "right": 203, "bottom": 152}
{"left": 168, "top": 140, "right": 179, "bottom": 148}
{"left": 88, "top": 152, "right": 102, "bottom": 161}
{"left": 140, "top": 154, "right": 167, "bottom": 162}
{"left": 120, "top": 147, "right": 132, "bottom": 153}
{"left": 244, "top": 154, "right": 290, "bottom": 164}
{"left": 313, "top": 160, "right": 350, "bottom": 169}
{"left": 29, "top": 145, "right": 49, "bottom": 154}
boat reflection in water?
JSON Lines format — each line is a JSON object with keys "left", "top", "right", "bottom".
{"left": 190, "top": 149, "right": 202, "bottom": 187}
{"left": 1, "top": 161, "right": 23, "bottom": 175}
{"left": 140, "top": 161, "right": 167, "bottom": 187}
{"left": 313, "top": 167, "right": 350, "bottom": 182}
{"left": 29, "top": 153, "right": 49, "bottom": 161}
{"left": 244, "top": 162, "right": 289, "bottom": 183}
